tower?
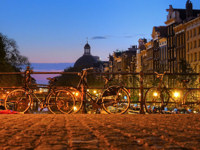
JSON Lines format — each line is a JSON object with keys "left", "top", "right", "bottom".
{"left": 84, "top": 41, "right": 91, "bottom": 55}
{"left": 186, "top": 0, "right": 193, "bottom": 19}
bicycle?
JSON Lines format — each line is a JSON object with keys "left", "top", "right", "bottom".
{"left": 4, "top": 67, "right": 76, "bottom": 114}
{"left": 58, "top": 68, "right": 131, "bottom": 114}
{"left": 144, "top": 72, "right": 184, "bottom": 113}
{"left": 183, "top": 83, "right": 200, "bottom": 113}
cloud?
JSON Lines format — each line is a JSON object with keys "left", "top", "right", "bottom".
{"left": 91, "top": 36, "right": 107, "bottom": 40}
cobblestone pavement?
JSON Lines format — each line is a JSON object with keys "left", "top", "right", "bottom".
{"left": 0, "top": 114, "right": 200, "bottom": 150}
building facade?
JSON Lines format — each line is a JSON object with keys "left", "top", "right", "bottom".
{"left": 185, "top": 16, "right": 200, "bottom": 72}
{"left": 109, "top": 45, "right": 137, "bottom": 73}
{"left": 165, "top": 0, "right": 200, "bottom": 73}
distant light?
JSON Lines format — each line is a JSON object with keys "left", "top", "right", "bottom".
{"left": 73, "top": 106, "right": 77, "bottom": 111}
{"left": 93, "top": 90, "right": 97, "bottom": 94}
{"left": 153, "top": 92, "right": 158, "bottom": 97}
{"left": 173, "top": 92, "right": 180, "bottom": 98}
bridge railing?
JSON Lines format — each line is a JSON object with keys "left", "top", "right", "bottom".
{"left": 0, "top": 68, "right": 200, "bottom": 114}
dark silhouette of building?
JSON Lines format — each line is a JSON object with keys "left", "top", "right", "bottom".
{"left": 74, "top": 42, "right": 101, "bottom": 71}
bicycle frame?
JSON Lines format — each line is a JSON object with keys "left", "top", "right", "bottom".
{"left": 25, "top": 85, "right": 56, "bottom": 110}
{"left": 73, "top": 68, "right": 130, "bottom": 114}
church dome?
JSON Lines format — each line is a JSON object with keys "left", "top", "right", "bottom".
{"left": 74, "top": 55, "right": 97, "bottom": 70}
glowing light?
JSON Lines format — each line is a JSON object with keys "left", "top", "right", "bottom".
{"left": 139, "top": 93, "right": 141, "bottom": 96}
{"left": 73, "top": 106, "right": 77, "bottom": 111}
{"left": 174, "top": 92, "right": 180, "bottom": 98}
{"left": 75, "top": 92, "right": 79, "bottom": 96}
{"left": 93, "top": 90, "right": 97, "bottom": 94}
{"left": 72, "top": 92, "right": 75, "bottom": 95}
{"left": 153, "top": 92, "right": 158, "bottom": 97}
{"left": 87, "top": 89, "right": 89, "bottom": 92}
{"left": 119, "top": 93, "right": 121, "bottom": 96}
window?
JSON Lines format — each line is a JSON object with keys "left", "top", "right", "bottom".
{"left": 187, "top": 31, "right": 189, "bottom": 40}
{"left": 191, "top": 53, "right": 193, "bottom": 62}
{"left": 187, "top": 43, "right": 190, "bottom": 52}
{"left": 190, "top": 30, "right": 192, "bottom": 38}
{"left": 199, "top": 52, "right": 200, "bottom": 61}
{"left": 190, "top": 42, "right": 193, "bottom": 49}
{"left": 194, "top": 28, "right": 196, "bottom": 37}
{"left": 195, "top": 52, "right": 197, "bottom": 61}
{"left": 188, "top": 54, "right": 190, "bottom": 62}
{"left": 194, "top": 40, "right": 197, "bottom": 48}
{"left": 199, "top": 65, "right": 200, "bottom": 73}
{"left": 199, "top": 27, "right": 200, "bottom": 35}
{"left": 194, "top": 65, "right": 197, "bottom": 73}
{"left": 199, "top": 39, "right": 200, "bottom": 47}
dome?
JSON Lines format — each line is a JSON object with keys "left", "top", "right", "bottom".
{"left": 74, "top": 55, "right": 97, "bottom": 70}
{"left": 84, "top": 43, "right": 90, "bottom": 49}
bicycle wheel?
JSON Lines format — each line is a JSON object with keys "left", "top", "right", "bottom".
{"left": 48, "top": 90, "right": 75, "bottom": 114}
{"left": 102, "top": 86, "right": 130, "bottom": 114}
{"left": 66, "top": 88, "right": 83, "bottom": 114}
{"left": 184, "top": 89, "right": 200, "bottom": 113}
{"left": 5, "top": 89, "right": 31, "bottom": 113}
{"left": 144, "top": 87, "right": 165, "bottom": 113}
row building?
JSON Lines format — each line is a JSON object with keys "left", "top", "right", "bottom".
{"left": 135, "top": 0, "right": 200, "bottom": 74}
{"left": 74, "top": 0, "right": 200, "bottom": 75}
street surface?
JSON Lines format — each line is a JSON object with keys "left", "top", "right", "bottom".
{"left": 0, "top": 114, "right": 200, "bottom": 150}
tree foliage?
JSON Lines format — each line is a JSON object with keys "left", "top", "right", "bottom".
{"left": 175, "top": 59, "right": 197, "bottom": 87}
{"left": 56, "top": 67, "right": 104, "bottom": 88}
{"left": 0, "top": 33, "right": 30, "bottom": 86}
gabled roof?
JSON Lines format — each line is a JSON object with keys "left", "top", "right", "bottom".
{"left": 152, "top": 26, "right": 168, "bottom": 39}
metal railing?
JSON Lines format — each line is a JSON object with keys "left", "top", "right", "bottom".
{"left": 0, "top": 67, "right": 200, "bottom": 114}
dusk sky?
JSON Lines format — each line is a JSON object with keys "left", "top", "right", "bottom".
{"left": 1, "top": 0, "right": 200, "bottom": 63}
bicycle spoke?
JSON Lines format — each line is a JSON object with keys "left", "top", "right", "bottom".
{"left": 5, "top": 89, "right": 31, "bottom": 113}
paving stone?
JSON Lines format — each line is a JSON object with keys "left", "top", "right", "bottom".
{"left": 0, "top": 114, "right": 200, "bottom": 149}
